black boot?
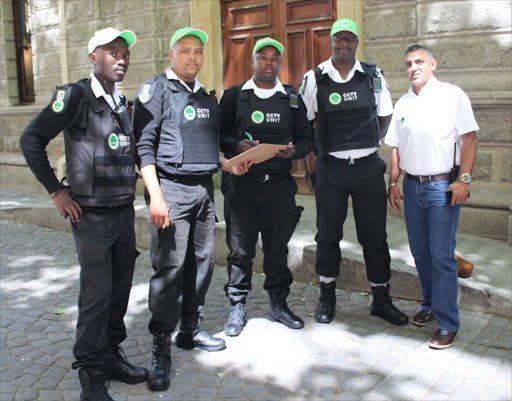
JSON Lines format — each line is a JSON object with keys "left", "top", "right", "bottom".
{"left": 267, "top": 290, "right": 304, "bottom": 329}
{"left": 315, "top": 282, "right": 336, "bottom": 323}
{"left": 224, "top": 303, "right": 247, "bottom": 337}
{"left": 78, "top": 367, "right": 113, "bottom": 401}
{"left": 176, "top": 314, "right": 226, "bottom": 352}
{"left": 370, "top": 284, "right": 409, "bottom": 326}
{"left": 105, "top": 344, "right": 148, "bottom": 384}
{"left": 147, "top": 334, "right": 172, "bottom": 392}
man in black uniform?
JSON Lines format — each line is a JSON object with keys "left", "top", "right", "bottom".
{"left": 20, "top": 28, "right": 148, "bottom": 401}
{"left": 219, "top": 38, "right": 313, "bottom": 336}
{"left": 133, "top": 27, "right": 251, "bottom": 392}
{"left": 299, "top": 19, "right": 409, "bottom": 326}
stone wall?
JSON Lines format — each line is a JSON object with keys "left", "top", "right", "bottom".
{"left": 34, "top": 0, "right": 191, "bottom": 104}
{"left": 0, "top": 0, "right": 19, "bottom": 108}
{"left": 363, "top": 0, "right": 512, "bottom": 192}
{"left": 0, "top": 0, "right": 192, "bottom": 163}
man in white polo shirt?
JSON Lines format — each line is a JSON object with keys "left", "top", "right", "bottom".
{"left": 385, "top": 44, "right": 479, "bottom": 349}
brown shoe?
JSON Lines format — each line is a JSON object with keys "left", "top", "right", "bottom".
{"left": 412, "top": 309, "right": 434, "bottom": 326}
{"left": 429, "top": 329, "right": 458, "bottom": 349}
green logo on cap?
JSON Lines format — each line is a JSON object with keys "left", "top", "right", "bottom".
{"left": 329, "top": 93, "right": 342, "bottom": 105}
{"left": 184, "top": 105, "right": 196, "bottom": 120}
{"left": 251, "top": 111, "right": 264, "bottom": 124}
{"left": 108, "top": 133, "right": 119, "bottom": 150}
{"left": 52, "top": 100, "right": 64, "bottom": 113}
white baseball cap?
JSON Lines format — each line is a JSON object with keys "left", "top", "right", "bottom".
{"left": 88, "top": 28, "right": 137, "bottom": 54}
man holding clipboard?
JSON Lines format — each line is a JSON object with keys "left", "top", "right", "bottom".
{"left": 219, "top": 38, "right": 313, "bottom": 336}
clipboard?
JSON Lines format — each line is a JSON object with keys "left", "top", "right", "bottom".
{"left": 223, "top": 143, "right": 293, "bottom": 168}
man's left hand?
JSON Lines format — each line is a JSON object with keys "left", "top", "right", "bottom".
{"left": 448, "top": 180, "right": 470, "bottom": 206}
{"left": 228, "top": 159, "right": 254, "bottom": 176}
{"left": 274, "top": 142, "right": 296, "bottom": 158}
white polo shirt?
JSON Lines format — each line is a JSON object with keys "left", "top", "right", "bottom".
{"left": 90, "top": 72, "right": 121, "bottom": 110}
{"left": 300, "top": 58, "right": 393, "bottom": 160}
{"left": 242, "top": 77, "right": 287, "bottom": 99}
{"left": 385, "top": 77, "right": 479, "bottom": 176}
{"left": 166, "top": 67, "right": 203, "bottom": 93}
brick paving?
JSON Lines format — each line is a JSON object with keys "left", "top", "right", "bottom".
{"left": 1, "top": 220, "right": 511, "bottom": 401}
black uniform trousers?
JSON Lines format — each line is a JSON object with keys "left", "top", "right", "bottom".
{"left": 147, "top": 177, "right": 215, "bottom": 336}
{"left": 222, "top": 172, "right": 302, "bottom": 304}
{"left": 71, "top": 203, "right": 136, "bottom": 369}
{"left": 314, "top": 153, "right": 391, "bottom": 284}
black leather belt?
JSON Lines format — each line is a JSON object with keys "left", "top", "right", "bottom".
{"left": 242, "top": 172, "right": 289, "bottom": 183}
{"left": 406, "top": 173, "right": 451, "bottom": 183}
{"left": 324, "top": 151, "right": 378, "bottom": 166}
{"left": 160, "top": 173, "right": 212, "bottom": 184}
{"left": 82, "top": 204, "right": 126, "bottom": 211}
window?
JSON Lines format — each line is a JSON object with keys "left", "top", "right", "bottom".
{"left": 12, "top": 0, "right": 35, "bottom": 103}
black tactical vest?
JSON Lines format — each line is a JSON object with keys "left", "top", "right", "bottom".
{"left": 314, "top": 63, "right": 379, "bottom": 156}
{"left": 234, "top": 84, "right": 294, "bottom": 172}
{"left": 156, "top": 76, "right": 219, "bottom": 176}
{"left": 64, "top": 80, "right": 136, "bottom": 207}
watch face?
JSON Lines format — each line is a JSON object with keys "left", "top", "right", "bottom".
{"left": 461, "top": 173, "right": 471, "bottom": 183}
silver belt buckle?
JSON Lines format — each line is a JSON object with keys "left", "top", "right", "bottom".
{"left": 419, "top": 176, "right": 428, "bottom": 183}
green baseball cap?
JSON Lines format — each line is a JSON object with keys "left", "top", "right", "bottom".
{"left": 252, "top": 37, "right": 284, "bottom": 55}
{"left": 330, "top": 18, "right": 358, "bottom": 37}
{"left": 170, "top": 27, "right": 208, "bottom": 49}
{"left": 88, "top": 28, "right": 137, "bottom": 54}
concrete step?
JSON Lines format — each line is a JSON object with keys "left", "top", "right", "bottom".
{"left": 1, "top": 186, "right": 510, "bottom": 318}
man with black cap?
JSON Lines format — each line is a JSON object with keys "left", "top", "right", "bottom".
{"left": 20, "top": 27, "right": 148, "bottom": 401}
{"left": 219, "top": 37, "right": 313, "bottom": 336}
{"left": 299, "top": 19, "right": 409, "bottom": 326}
{"left": 134, "top": 27, "right": 251, "bottom": 392}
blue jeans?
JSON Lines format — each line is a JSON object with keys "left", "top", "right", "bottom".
{"left": 403, "top": 178, "right": 461, "bottom": 332}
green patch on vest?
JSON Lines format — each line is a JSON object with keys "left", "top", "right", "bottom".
{"left": 329, "top": 92, "right": 342, "bottom": 105}
{"left": 251, "top": 110, "right": 264, "bottom": 124}
{"left": 184, "top": 105, "right": 196, "bottom": 120}
{"left": 108, "top": 133, "right": 119, "bottom": 150}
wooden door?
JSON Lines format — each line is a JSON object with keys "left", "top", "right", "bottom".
{"left": 220, "top": 0, "right": 337, "bottom": 194}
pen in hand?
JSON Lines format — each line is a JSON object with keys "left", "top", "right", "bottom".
{"left": 238, "top": 133, "right": 259, "bottom": 154}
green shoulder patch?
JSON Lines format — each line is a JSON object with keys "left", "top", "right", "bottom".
{"left": 50, "top": 85, "right": 73, "bottom": 114}
{"left": 136, "top": 80, "right": 158, "bottom": 104}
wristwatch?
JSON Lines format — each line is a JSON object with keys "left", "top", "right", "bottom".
{"left": 459, "top": 173, "right": 471, "bottom": 184}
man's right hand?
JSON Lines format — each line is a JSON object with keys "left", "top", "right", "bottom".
{"left": 388, "top": 185, "right": 402, "bottom": 211}
{"left": 51, "top": 189, "right": 82, "bottom": 223}
{"left": 149, "top": 195, "right": 170, "bottom": 229}
{"left": 236, "top": 139, "right": 259, "bottom": 154}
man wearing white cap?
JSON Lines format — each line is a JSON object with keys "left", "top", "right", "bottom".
{"left": 20, "top": 27, "right": 148, "bottom": 400}
{"left": 299, "top": 19, "right": 409, "bottom": 326}
{"left": 134, "top": 27, "right": 251, "bottom": 392}
{"left": 219, "top": 37, "right": 313, "bottom": 336}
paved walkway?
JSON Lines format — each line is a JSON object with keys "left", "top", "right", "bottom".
{"left": 0, "top": 220, "right": 511, "bottom": 401}
{"left": 1, "top": 187, "right": 511, "bottom": 317}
